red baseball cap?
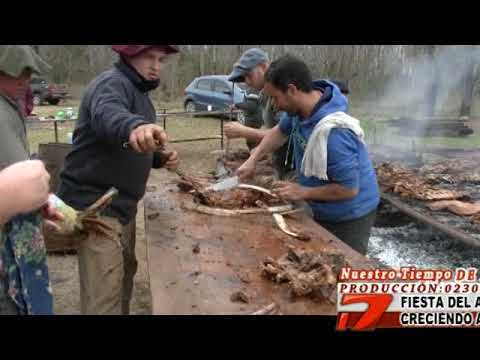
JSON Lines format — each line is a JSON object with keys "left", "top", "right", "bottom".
{"left": 112, "top": 45, "right": 179, "bottom": 57}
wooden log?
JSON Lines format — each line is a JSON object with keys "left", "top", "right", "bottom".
{"left": 381, "top": 192, "right": 480, "bottom": 247}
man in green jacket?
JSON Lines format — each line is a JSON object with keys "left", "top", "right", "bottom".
{"left": 0, "top": 45, "right": 60, "bottom": 315}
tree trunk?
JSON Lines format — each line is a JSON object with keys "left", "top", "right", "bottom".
{"left": 212, "top": 45, "right": 217, "bottom": 74}
{"left": 236, "top": 45, "right": 244, "bottom": 58}
{"left": 426, "top": 45, "right": 439, "bottom": 117}
{"left": 460, "top": 47, "right": 477, "bottom": 117}
{"left": 199, "top": 45, "right": 205, "bottom": 76}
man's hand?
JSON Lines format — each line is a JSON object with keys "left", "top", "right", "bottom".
{"left": 0, "top": 160, "right": 51, "bottom": 218}
{"left": 272, "top": 181, "right": 308, "bottom": 202}
{"left": 224, "top": 122, "right": 247, "bottom": 139}
{"left": 41, "top": 199, "right": 65, "bottom": 232}
{"left": 129, "top": 124, "right": 168, "bottom": 153}
{"left": 42, "top": 200, "right": 64, "bottom": 222}
{"left": 236, "top": 158, "right": 257, "bottom": 181}
{"left": 164, "top": 150, "right": 179, "bottom": 172}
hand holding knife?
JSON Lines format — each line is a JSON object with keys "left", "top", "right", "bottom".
{"left": 123, "top": 140, "right": 180, "bottom": 174}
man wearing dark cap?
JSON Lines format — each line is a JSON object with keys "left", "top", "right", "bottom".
{"left": 226, "top": 49, "right": 350, "bottom": 179}
{"left": 225, "top": 48, "right": 294, "bottom": 179}
{"left": 57, "top": 45, "right": 180, "bottom": 315}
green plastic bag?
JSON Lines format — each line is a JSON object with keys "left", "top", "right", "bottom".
{"left": 55, "top": 110, "right": 65, "bottom": 121}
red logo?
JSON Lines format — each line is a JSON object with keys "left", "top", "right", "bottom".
{"left": 337, "top": 294, "right": 394, "bottom": 331}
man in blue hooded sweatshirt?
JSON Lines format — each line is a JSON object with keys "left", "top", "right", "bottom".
{"left": 236, "top": 55, "right": 379, "bottom": 255}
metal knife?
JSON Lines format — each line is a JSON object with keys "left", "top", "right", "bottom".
{"left": 206, "top": 176, "right": 239, "bottom": 192}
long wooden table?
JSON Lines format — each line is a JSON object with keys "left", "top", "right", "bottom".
{"left": 144, "top": 173, "right": 375, "bottom": 315}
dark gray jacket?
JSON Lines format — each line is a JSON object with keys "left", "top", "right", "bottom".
{"left": 58, "top": 60, "right": 165, "bottom": 225}
{"left": 0, "top": 93, "right": 29, "bottom": 170}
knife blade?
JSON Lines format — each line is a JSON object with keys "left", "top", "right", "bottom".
{"left": 206, "top": 176, "right": 239, "bottom": 192}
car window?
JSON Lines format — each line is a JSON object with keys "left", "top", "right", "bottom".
{"left": 214, "top": 80, "right": 232, "bottom": 93}
{"left": 196, "top": 79, "right": 213, "bottom": 91}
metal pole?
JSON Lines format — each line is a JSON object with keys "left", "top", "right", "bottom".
{"left": 163, "top": 108, "right": 167, "bottom": 130}
{"left": 221, "top": 118, "right": 224, "bottom": 150}
{"left": 225, "top": 82, "right": 235, "bottom": 154}
{"left": 54, "top": 121, "right": 59, "bottom": 143}
{"left": 156, "top": 110, "right": 241, "bottom": 118}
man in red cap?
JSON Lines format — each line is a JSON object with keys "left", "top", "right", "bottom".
{"left": 58, "top": 45, "right": 180, "bottom": 315}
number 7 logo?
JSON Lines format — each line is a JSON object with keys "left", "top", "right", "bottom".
{"left": 336, "top": 294, "right": 394, "bottom": 331}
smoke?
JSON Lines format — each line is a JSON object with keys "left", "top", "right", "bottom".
{"left": 378, "top": 46, "right": 478, "bottom": 116}
{"left": 369, "top": 45, "right": 480, "bottom": 150}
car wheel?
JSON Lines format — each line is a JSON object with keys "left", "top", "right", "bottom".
{"left": 33, "top": 95, "right": 42, "bottom": 106}
{"left": 185, "top": 101, "right": 197, "bottom": 115}
{"left": 47, "top": 99, "right": 61, "bottom": 106}
{"left": 236, "top": 111, "right": 246, "bottom": 125}
{"left": 185, "top": 101, "right": 196, "bottom": 112}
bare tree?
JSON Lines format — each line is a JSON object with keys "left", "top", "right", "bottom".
{"left": 426, "top": 45, "right": 439, "bottom": 117}
{"left": 32, "top": 45, "right": 478, "bottom": 116}
{"left": 460, "top": 46, "right": 478, "bottom": 117}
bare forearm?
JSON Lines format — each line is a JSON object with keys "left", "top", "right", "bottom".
{"left": 0, "top": 184, "right": 15, "bottom": 226}
{"left": 241, "top": 127, "right": 269, "bottom": 143}
{"left": 0, "top": 211, "right": 10, "bottom": 227}
{"left": 250, "top": 125, "right": 287, "bottom": 162}
{"left": 302, "top": 184, "right": 359, "bottom": 202}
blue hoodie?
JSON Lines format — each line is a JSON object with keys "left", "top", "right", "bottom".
{"left": 278, "top": 80, "right": 380, "bottom": 223}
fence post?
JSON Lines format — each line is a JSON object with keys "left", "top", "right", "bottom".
{"left": 162, "top": 108, "right": 167, "bottom": 130}
{"left": 221, "top": 118, "right": 224, "bottom": 150}
{"left": 54, "top": 121, "right": 59, "bottom": 143}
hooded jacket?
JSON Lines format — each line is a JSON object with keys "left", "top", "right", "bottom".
{"left": 279, "top": 80, "right": 380, "bottom": 223}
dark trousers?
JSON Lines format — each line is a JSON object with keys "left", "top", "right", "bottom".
{"left": 315, "top": 210, "right": 377, "bottom": 255}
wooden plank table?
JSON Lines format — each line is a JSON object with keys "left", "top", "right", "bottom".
{"left": 144, "top": 173, "right": 375, "bottom": 315}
